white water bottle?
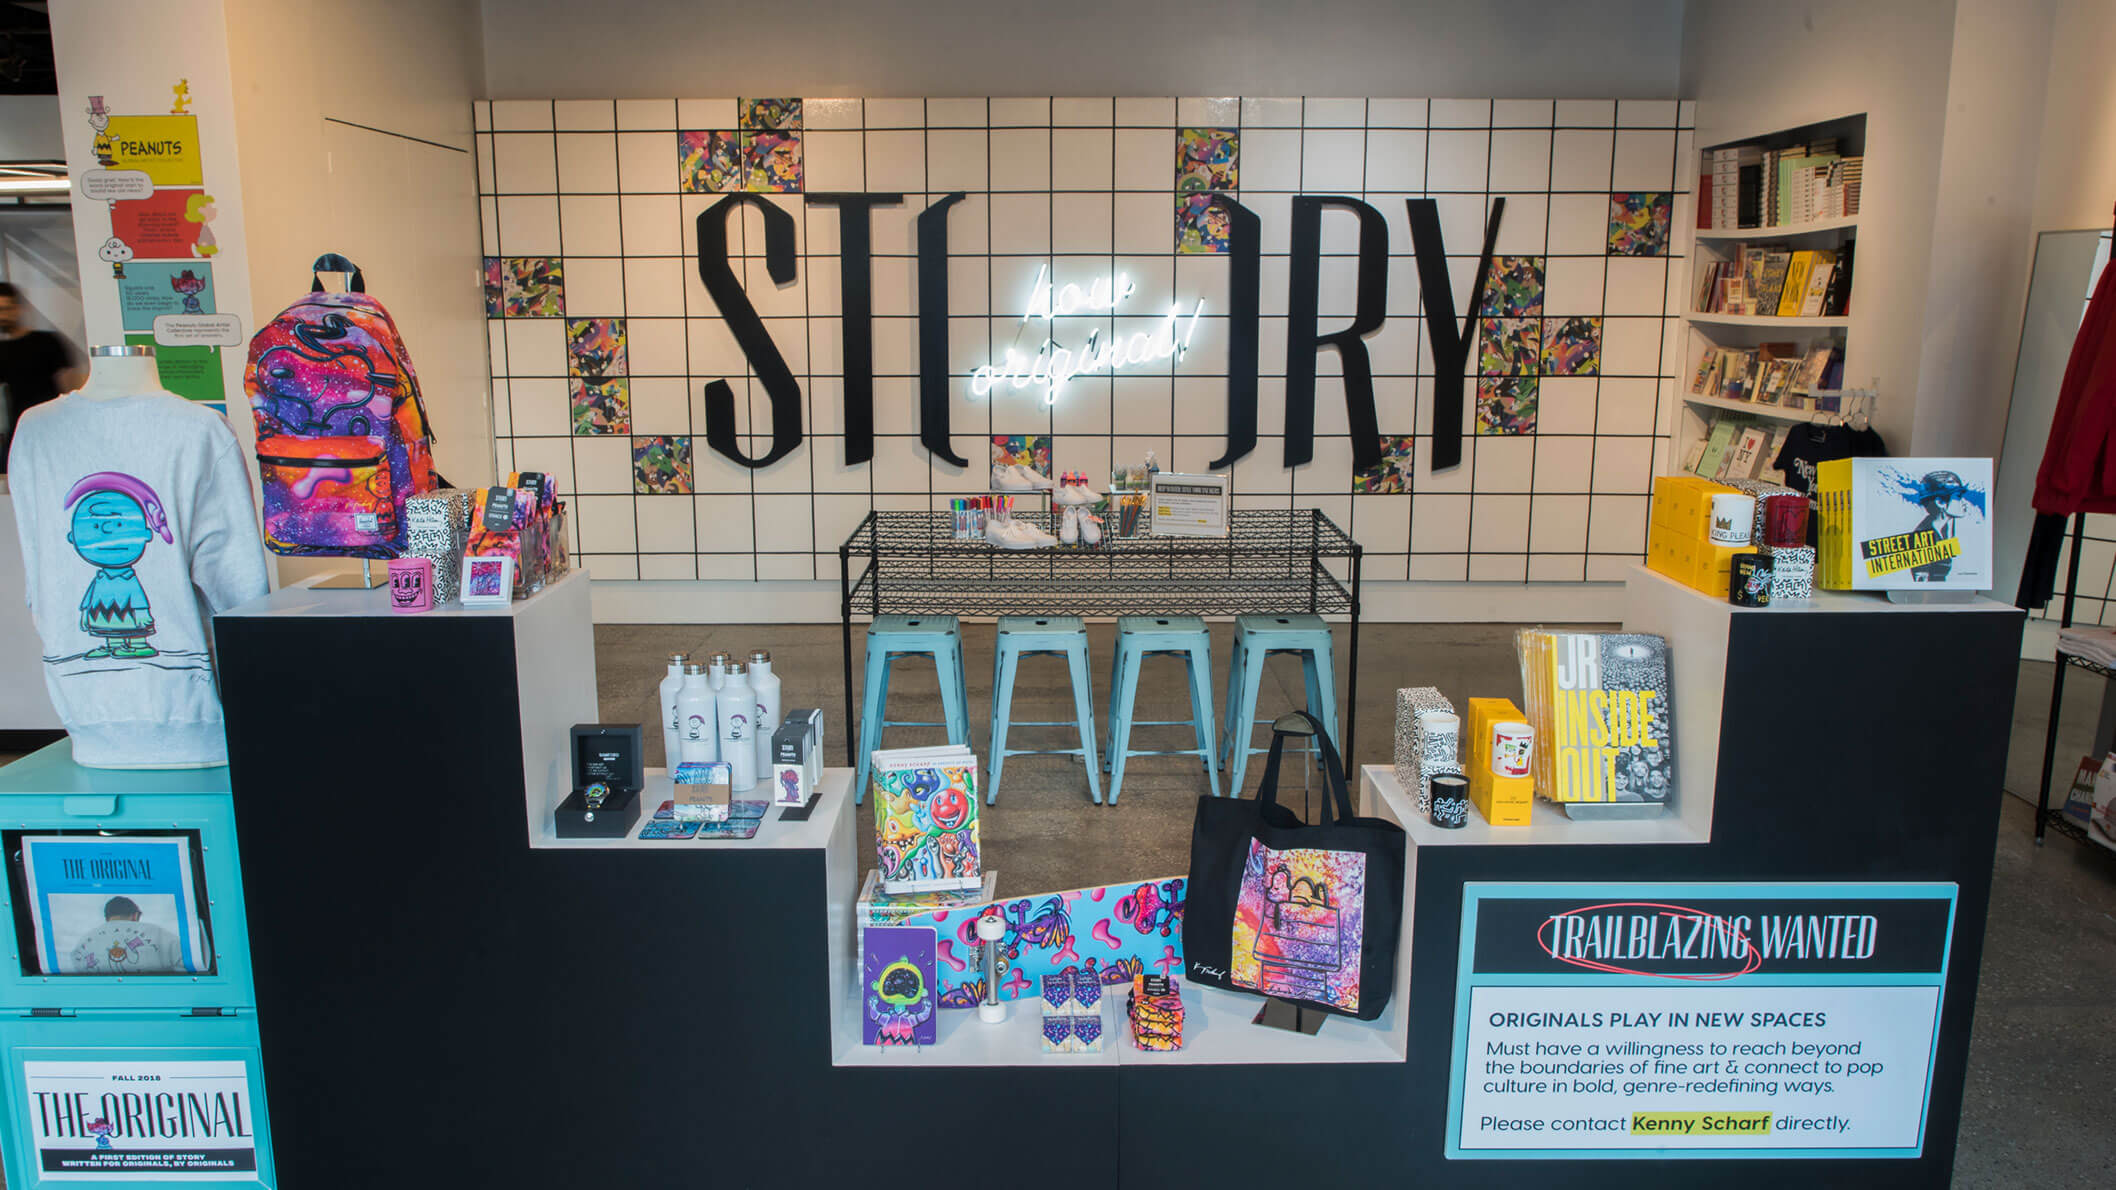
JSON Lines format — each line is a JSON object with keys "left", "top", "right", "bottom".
{"left": 719, "top": 661, "right": 757, "bottom": 792}
{"left": 707, "top": 651, "right": 730, "bottom": 691}
{"left": 658, "top": 652, "right": 689, "bottom": 767}
{"left": 676, "top": 663, "right": 717, "bottom": 765}
{"left": 749, "top": 649, "right": 782, "bottom": 775}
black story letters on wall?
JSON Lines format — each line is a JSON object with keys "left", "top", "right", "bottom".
{"left": 694, "top": 193, "right": 804, "bottom": 469}
{"left": 691, "top": 193, "right": 1505, "bottom": 477}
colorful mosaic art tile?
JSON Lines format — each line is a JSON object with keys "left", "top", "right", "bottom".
{"left": 1476, "top": 376, "right": 1538, "bottom": 436}
{"left": 1539, "top": 315, "right": 1602, "bottom": 376}
{"left": 1353, "top": 436, "right": 1415, "bottom": 494}
{"left": 679, "top": 131, "right": 742, "bottom": 193}
{"left": 633, "top": 435, "right": 694, "bottom": 494}
{"left": 1176, "top": 127, "right": 1238, "bottom": 192}
{"left": 1478, "top": 317, "right": 1540, "bottom": 376}
{"left": 566, "top": 317, "right": 628, "bottom": 378}
{"left": 740, "top": 97, "right": 802, "bottom": 131}
{"left": 1177, "top": 193, "right": 1231, "bottom": 254}
{"left": 743, "top": 131, "right": 803, "bottom": 193}
{"left": 499, "top": 256, "right": 563, "bottom": 318}
{"left": 571, "top": 377, "right": 631, "bottom": 435}
{"left": 1479, "top": 255, "right": 1545, "bottom": 318}
{"left": 1608, "top": 192, "right": 1673, "bottom": 257}
{"left": 482, "top": 257, "right": 504, "bottom": 318}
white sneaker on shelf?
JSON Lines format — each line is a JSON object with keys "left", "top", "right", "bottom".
{"left": 986, "top": 518, "right": 1036, "bottom": 549}
{"left": 1051, "top": 482, "right": 1102, "bottom": 506}
{"left": 992, "top": 463, "right": 1051, "bottom": 490}
{"left": 1080, "top": 512, "right": 1103, "bottom": 546}
{"left": 1059, "top": 506, "right": 1081, "bottom": 546}
{"left": 1013, "top": 518, "right": 1059, "bottom": 548}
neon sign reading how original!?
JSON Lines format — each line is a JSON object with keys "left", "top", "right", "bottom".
{"left": 971, "top": 265, "right": 1206, "bottom": 402}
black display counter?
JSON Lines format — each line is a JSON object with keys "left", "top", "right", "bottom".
{"left": 213, "top": 568, "right": 2021, "bottom": 1188}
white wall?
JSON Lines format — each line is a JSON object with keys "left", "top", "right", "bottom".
{"left": 2027, "top": 0, "right": 2116, "bottom": 237}
{"left": 222, "top": 0, "right": 490, "bottom": 490}
{"left": 479, "top": 0, "right": 1686, "bottom": 100}
{"left": 1680, "top": 0, "right": 1959, "bottom": 456}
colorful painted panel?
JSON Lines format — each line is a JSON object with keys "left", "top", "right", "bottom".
{"left": 991, "top": 434, "right": 1051, "bottom": 479}
{"left": 631, "top": 435, "right": 692, "bottom": 494}
{"left": 743, "top": 131, "right": 803, "bottom": 193}
{"left": 1476, "top": 376, "right": 1538, "bottom": 436}
{"left": 907, "top": 876, "right": 1186, "bottom": 1009}
{"left": 1176, "top": 127, "right": 1238, "bottom": 192}
{"left": 482, "top": 257, "right": 505, "bottom": 317}
{"left": 1176, "top": 193, "right": 1231, "bottom": 255}
{"left": 1230, "top": 842, "right": 1366, "bottom": 1012}
{"left": 679, "top": 131, "right": 742, "bottom": 193}
{"left": 500, "top": 257, "right": 563, "bottom": 317}
{"left": 1539, "top": 315, "right": 1602, "bottom": 376}
{"left": 1608, "top": 191, "right": 1673, "bottom": 256}
{"left": 566, "top": 317, "right": 628, "bottom": 378}
{"left": 1480, "top": 255, "right": 1545, "bottom": 318}
{"left": 571, "top": 377, "right": 630, "bottom": 435}
{"left": 1354, "top": 436, "right": 1415, "bottom": 495}
{"left": 861, "top": 925, "right": 938, "bottom": 1046}
{"left": 1478, "top": 317, "right": 1540, "bottom": 376}
{"left": 740, "top": 97, "right": 802, "bottom": 131}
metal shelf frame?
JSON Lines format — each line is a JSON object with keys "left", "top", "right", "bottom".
{"left": 837, "top": 508, "right": 1366, "bottom": 766}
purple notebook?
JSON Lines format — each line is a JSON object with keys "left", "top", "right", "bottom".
{"left": 862, "top": 925, "right": 938, "bottom": 1046}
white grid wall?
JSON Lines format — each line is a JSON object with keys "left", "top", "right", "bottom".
{"left": 475, "top": 96, "right": 1696, "bottom": 584}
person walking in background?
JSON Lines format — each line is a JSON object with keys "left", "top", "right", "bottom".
{"left": 0, "top": 282, "right": 86, "bottom": 473}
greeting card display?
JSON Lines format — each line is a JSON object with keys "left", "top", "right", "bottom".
{"left": 869, "top": 746, "right": 982, "bottom": 893}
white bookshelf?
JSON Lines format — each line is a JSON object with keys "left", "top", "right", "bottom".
{"left": 1688, "top": 312, "right": 1851, "bottom": 329}
{"left": 1681, "top": 392, "right": 1825, "bottom": 424}
{"left": 1677, "top": 112, "right": 1867, "bottom": 480}
{"left": 1696, "top": 214, "right": 1860, "bottom": 240}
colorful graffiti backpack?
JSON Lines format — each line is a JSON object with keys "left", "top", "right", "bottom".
{"left": 243, "top": 255, "right": 437, "bottom": 557}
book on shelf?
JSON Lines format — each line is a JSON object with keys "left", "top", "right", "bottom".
{"left": 1753, "top": 250, "right": 1793, "bottom": 316}
{"left": 1701, "top": 140, "right": 1859, "bottom": 230}
{"left": 1798, "top": 250, "right": 1838, "bottom": 316}
{"left": 1722, "top": 425, "right": 1770, "bottom": 479}
{"left": 1820, "top": 239, "right": 1855, "bottom": 316}
{"left": 1695, "top": 420, "right": 1741, "bottom": 476}
{"left": 1777, "top": 251, "right": 1815, "bottom": 317}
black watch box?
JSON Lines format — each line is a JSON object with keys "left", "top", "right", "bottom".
{"left": 556, "top": 724, "right": 645, "bottom": 838}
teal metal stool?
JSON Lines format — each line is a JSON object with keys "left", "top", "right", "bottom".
{"left": 988, "top": 615, "right": 1102, "bottom": 805}
{"left": 1220, "top": 613, "right": 1340, "bottom": 797}
{"left": 1104, "top": 615, "right": 1221, "bottom": 804}
{"left": 855, "top": 614, "right": 970, "bottom": 804}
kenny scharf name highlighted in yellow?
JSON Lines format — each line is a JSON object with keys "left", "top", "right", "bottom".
{"left": 1629, "top": 1111, "right": 1774, "bottom": 1137}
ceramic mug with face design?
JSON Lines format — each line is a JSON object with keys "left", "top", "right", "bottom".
{"left": 387, "top": 556, "right": 433, "bottom": 614}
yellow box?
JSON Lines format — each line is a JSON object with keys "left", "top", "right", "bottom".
{"left": 1473, "top": 773, "right": 1534, "bottom": 826}
{"left": 1465, "top": 697, "right": 1533, "bottom": 826}
{"left": 1650, "top": 474, "right": 1740, "bottom": 539}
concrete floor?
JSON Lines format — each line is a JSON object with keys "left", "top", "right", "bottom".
{"left": 593, "top": 624, "right": 2116, "bottom": 1186}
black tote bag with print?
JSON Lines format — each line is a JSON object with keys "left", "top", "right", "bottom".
{"left": 1180, "top": 711, "right": 1406, "bottom": 1020}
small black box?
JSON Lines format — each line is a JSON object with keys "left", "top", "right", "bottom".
{"left": 555, "top": 784, "right": 641, "bottom": 838}
{"left": 559, "top": 723, "right": 645, "bottom": 838}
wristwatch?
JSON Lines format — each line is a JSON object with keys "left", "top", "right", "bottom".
{"left": 583, "top": 781, "right": 610, "bottom": 821}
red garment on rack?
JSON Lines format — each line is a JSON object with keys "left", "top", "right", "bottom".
{"left": 2033, "top": 238, "right": 2116, "bottom": 514}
